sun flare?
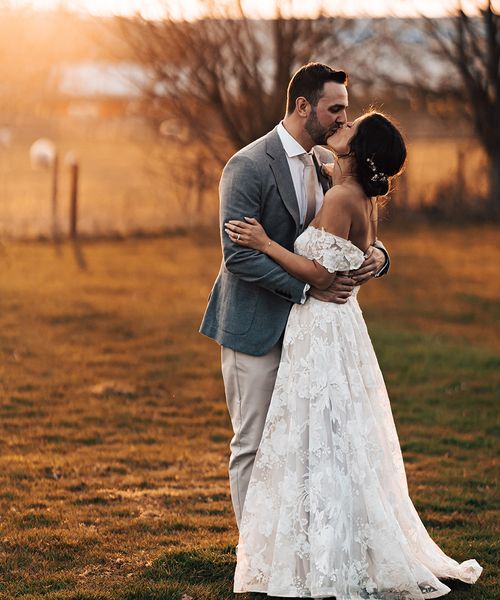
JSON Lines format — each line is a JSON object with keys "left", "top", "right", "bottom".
{"left": 6, "top": 0, "right": 486, "bottom": 18}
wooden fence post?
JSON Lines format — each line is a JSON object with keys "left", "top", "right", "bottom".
{"left": 69, "top": 161, "right": 79, "bottom": 239}
{"left": 456, "top": 148, "right": 466, "bottom": 207}
{"left": 51, "top": 153, "right": 59, "bottom": 243}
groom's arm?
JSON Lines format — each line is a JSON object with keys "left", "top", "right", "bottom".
{"left": 220, "top": 154, "right": 306, "bottom": 304}
{"left": 372, "top": 239, "right": 390, "bottom": 277}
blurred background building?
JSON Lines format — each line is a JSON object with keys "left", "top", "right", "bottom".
{"left": 0, "top": 2, "right": 496, "bottom": 238}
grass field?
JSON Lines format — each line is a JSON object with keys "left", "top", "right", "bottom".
{"left": 0, "top": 224, "right": 498, "bottom": 599}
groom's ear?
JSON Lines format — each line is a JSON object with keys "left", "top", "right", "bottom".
{"left": 296, "top": 96, "right": 310, "bottom": 117}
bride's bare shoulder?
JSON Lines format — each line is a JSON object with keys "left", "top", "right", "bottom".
{"left": 315, "top": 184, "right": 357, "bottom": 237}
{"left": 324, "top": 183, "right": 352, "bottom": 199}
{"left": 322, "top": 184, "right": 359, "bottom": 215}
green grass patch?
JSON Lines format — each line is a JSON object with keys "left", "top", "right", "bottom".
{"left": 143, "top": 546, "right": 236, "bottom": 584}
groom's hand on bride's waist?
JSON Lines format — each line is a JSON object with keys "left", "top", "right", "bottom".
{"left": 308, "top": 275, "right": 355, "bottom": 304}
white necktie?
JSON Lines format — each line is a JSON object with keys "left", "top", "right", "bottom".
{"left": 298, "top": 153, "right": 317, "bottom": 228}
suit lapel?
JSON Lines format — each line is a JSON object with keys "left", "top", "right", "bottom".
{"left": 266, "top": 129, "right": 300, "bottom": 231}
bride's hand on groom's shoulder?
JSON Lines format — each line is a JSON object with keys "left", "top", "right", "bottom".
{"left": 349, "top": 246, "right": 385, "bottom": 285}
{"left": 321, "top": 162, "right": 335, "bottom": 181}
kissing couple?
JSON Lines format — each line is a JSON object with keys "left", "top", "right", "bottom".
{"left": 200, "top": 63, "right": 482, "bottom": 599}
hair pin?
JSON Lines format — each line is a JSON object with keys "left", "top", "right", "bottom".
{"left": 366, "top": 157, "right": 387, "bottom": 183}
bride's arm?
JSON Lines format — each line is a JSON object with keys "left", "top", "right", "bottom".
{"left": 226, "top": 217, "right": 332, "bottom": 289}
{"left": 225, "top": 188, "right": 352, "bottom": 291}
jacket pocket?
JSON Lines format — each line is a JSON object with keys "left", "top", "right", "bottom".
{"left": 220, "top": 277, "right": 258, "bottom": 335}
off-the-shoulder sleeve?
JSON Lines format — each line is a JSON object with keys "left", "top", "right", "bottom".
{"left": 305, "top": 228, "right": 365, "bottom": 273}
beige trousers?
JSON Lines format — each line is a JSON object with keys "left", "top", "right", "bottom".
{"left": 221, "top": 344, "right": 282, "bottom": 527}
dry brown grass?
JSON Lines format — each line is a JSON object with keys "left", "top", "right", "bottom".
{"left": 0, "top": 224, "right": 498, "bottom": 599}
{"left": 359, "top": 223, "right": 499, "bottom": 349}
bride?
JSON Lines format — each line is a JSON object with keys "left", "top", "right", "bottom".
{"left": 224, "top": 112, "right": 482, "bottom": 599}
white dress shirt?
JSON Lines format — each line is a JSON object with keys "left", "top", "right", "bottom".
{"left": 276, "top": 121, "right": 324, "bottom": 225}
{"left": 277, "top": 122, "right": 326, "bottom": 302}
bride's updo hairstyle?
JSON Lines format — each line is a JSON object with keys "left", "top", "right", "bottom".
{"left": 349, "top": 112, "right": 406, "bottom": 198}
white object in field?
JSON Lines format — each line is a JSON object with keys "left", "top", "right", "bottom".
{"left": 0, "top": 127, "right": 12, "bottom": 147}
{"left": 30, "top": 138, "right": 57, "bottom": 170}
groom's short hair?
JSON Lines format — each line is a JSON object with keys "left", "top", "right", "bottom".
{"left": 286, "top": 63, "right": 348, "bottom": 115}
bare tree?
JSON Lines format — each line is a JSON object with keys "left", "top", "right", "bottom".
{"left": 116, "top": 1, "right": 368, "bottom": 166}
{"left": 444, "top": 2, "right": 499, "bottom": 209}
{"left": 379, "top": 3, "right": 499, "bottom": 209}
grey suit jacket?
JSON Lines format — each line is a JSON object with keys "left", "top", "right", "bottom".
{"left": 199, "top": 126, "right": 389, "bottom": 356}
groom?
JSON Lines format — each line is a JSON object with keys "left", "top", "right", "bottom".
{"left": 200, "top": 63, "right": 389, "bottom": 526}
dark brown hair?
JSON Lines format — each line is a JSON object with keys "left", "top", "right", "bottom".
{"left": 286, "top": 63, "right": 347, "bottom": 115}
{"left": 349, "top": 112, "right": 407, "bottom": 197}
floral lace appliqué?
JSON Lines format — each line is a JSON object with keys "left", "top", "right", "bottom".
{"left": 234, "top": 227, "right": 482, "bottom": 599}
{"left": 294, "top": 226, "right": 365, "bottom": 273}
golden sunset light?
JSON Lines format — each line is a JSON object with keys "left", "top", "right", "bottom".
{"left": 0, "top": 0, "right": 497, "bottom": 596}
{"left": 8, "top": 0, "right": 489, "bottom": 18}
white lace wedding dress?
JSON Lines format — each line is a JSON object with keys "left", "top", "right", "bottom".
{"left": 233, "top": 227, "right": 482, "bottom": 599}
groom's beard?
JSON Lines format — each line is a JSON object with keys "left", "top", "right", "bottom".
{"left": 305, "top": 108, "right": 340, "bottom": 145}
